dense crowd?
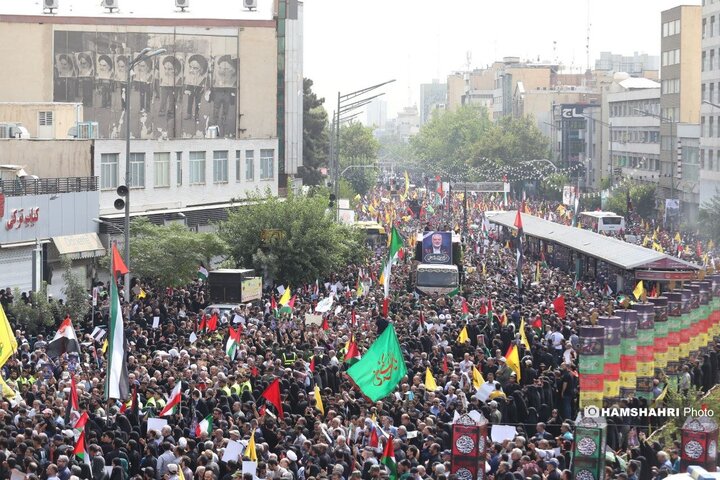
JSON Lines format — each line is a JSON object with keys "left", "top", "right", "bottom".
{"left": 0, "top": 187, "right": 717, "bottom": 480}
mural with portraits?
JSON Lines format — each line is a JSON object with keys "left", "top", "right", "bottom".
{"left": 53, "top": 29, "right": 238, "bottom": 139}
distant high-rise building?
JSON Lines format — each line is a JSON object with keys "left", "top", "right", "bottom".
{"left": 700, "top": 0, "right": 720, "bottom": 210}
{"left": 365, "top": 98, "right": 387, "bottom": 129}
{"left": 594, "top": 51, "right": 660, "bottom": 75}
{"left": 419, "top": 79, "right": 446, "bottom": 124}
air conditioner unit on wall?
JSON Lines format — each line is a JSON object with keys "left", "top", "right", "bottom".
{"left": 243, "top": 0, "right": 257, "bottom": 9}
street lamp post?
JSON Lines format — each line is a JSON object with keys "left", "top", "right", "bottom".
{"left": 333, "top": 80, "right": 395, "bottom": 221}
{"left": 122, "top": 47, "right": 165, "bottom": 300}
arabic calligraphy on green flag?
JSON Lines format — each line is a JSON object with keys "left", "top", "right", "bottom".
{"left": 347, "top": 323, "right": 407, "bottom": 402}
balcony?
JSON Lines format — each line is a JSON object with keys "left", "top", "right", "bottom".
{"left": 0, "top": 176, "right": 98, "bottom": 197}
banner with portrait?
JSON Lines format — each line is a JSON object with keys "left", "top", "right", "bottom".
{"left": 421, "top": 231, "right": 452, "bottom": 264}
{"left": 52, "top": 28, "right": 239, "bottom": 139}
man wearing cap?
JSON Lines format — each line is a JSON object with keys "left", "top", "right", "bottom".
{"left": 545, "top": 459, "right": 561, "bottom": 480}
{"left": 166, "top": 463, "right": 180, "bottom": 480}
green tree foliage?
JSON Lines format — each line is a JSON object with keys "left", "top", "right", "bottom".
{"left": 473, "top": 115, "right": 550, "bottom": 168}
{"left": 129, "top": 218, "right": 228, "bottom": 287}
{"left": 699, "top": 189, "right": 720, "bottom": 241}
{"left": 60, "top": 256, "right": 90, "bottom": 323}
{"left": 219, "top": 192, "right": 370, "bottom": 285}
{"left": 299, "top": 78, "right": 330, "bottom": 186}
{"left": 7, "top": 286, "right": 56, "bottom": 334}
{"left": 410, "top": 106, "right": 491, "bottom": 177}
{"left": 605, "top": 183, "right": 657, "bottom": 218}
{"left": 339, "top": 122, "right": 380, "bottom": 195}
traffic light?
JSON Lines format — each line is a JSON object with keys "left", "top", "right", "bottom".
{"left": 328, "top": 193, "right": 336, "bottom": 209}
{"left": 114, "top": 185, "right": 128, "bottom": 210}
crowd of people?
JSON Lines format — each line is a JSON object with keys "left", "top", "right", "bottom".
{"left": 0, "top": 186, "right": 717, "bottom": 480}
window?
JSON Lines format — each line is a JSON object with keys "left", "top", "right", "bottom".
{"left": 38, "top": 111, "right": 53, "bottom": 126}
{"left": 702, "top": 116, "right": 707, "bottom": 138}
{"left": 703, "top": 51, "right": 708, "bottom": 72}
{"left": 176, "top": 152, "right": 183, "bottom": 186}
{"left": 260, "top": 149, "right": 274, "bottom": 180}
{"left": 710, "top": 150, "right": 714, "bottom": 171}
{"left": 701, "top": 148, "right": 706, "bottom": 170}
{"left": 711, "top": 116, "right": 715, "bottom": 138}
{"left": 713, "top": 16, "right": 716, "bottom": 37}
{"left": 154, "top": 152, "right": 170, "bottom": 188}
{"left": 235, "top": 150, "right": 242, "bottom": 182}
{"left": 245, "top": 150, "right": 255, "bottom": 181}
{"left": 129, "top": 153, "right": 145, "bottom": 188}
{"left": 703, "top": 84, "right": 707, "bottom": 101}
{"left": 213, "top": 150, "right": 229, "bottom": 183}
{"left": 712, "top": 49, "right": 716, "bottom": 70}
{"left": 665, "top": 21, "right": 670, "bottom": 37}
{"left": 100, "top": 153, "right": 119, "bottom": 190}
{"left": 189, "top": 151, "right": 206, "bottom": 185}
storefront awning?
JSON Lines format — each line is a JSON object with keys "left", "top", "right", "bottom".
{"left": 52, "top": 233, "right": 106, "bottom": 259}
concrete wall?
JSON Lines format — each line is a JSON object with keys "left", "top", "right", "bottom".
{"left": 0, "top": 102, "right": 82, "bottom": 139}
{"left": 0, "top": 23, "right": 51, "bottom": 102}
{"left": 238, "top": 26, "right": 278, "bottom": 140}
{"left": 93, "top": 137, "right": 278, "bottom": 215}
{"left": 680, "top": 5, "right": 702, "bottom": 125}
{"left": 0, "top": 139, "right": 93, "bottom": 177}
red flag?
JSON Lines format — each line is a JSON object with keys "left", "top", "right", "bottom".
{"left": 532, "top": 315, "right": 542, "bottom": 329}
{"left": 70, "top": 374, "right": 79, "bottom": 411}
{"left": 369, "top": 426, "right": 379, "bottom": 447}
{"left": 74, "top": 411, "right": 89, "bottom": 430}
{"left": 553, "top": 296, "right": 566, "bottom": 319}
{"left": 258, "top": 405, "right": 266, "bottom": 416}
{"left": 322, "top": 317, "right": 330, "bottom": 331}
{"left": 442, "top": 356, "right": 449, "bottom": 374}
{"left": 351, "top": 308, "right": 357, "bottom": 329}
{"left": 198, "top": 314, "right": 207, "bottom": 332}
{"left": 462, "top": 299, "right": 469, "bottom": 314}
{"left": 382, "top": 298, "right": 390, "bottom": 317}
{"left": 261, "top": 378, "right": 284, "bottom": 419}
{"left": 251, "top": 366, "right": 258, "bottom": 377}
{"left": 271, "top": 296, "right": 277, "bottom": 312}
{"left": 287, "top": 295, "right": 297, "bottom": 309}
{"left": 111, "top": 243, "right": 129, "bottom": 280}
{"left": 309, "top": 356, "right": 315, "bottom": 373}
{"left": 207, "top": 313, "right": 218, "bottom": 332}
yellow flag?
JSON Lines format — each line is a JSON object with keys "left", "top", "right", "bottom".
{"left": 244, "top": 432, "right": 258, "bottom": 462}
{"left": 278, "top": 287, "right": 291, "bottom": 306}
{"left": 482, "top": 263, "right": 487, "bottom": 276}
{"left": 652, "top": 230, "right": 658, "bottom": 241}
{"left": 506, "top": 344, "right": 522, "bottom": 380}
{"left": 102, "top": 338, "right": 109, "bottom": 354}
{"left": 457, "top": 326, "right": 470, "bottom": 344}
{"left": 652, "top": 384, "right": 668, "bottom": 408}
{"left": 0, "top": 375, "right": 16, "bottom": 399}
{"left": 675, "top": 232, "right": 682, "bottom": 243}
{"left": 633, "top": 281, "right": 644, "bottom": 301}
{"left": 178, "top": 468, "right": 186, "bottom": 480}
{"left": 424, "top": 367, "right": 438, "bottom": 391}
{"left": 404, "top": 171, "right": 410, "bottom": 197}
{"left": 519, "top": 317, "right": 531, "bottom": 351}
{"left": 642, "top": 236, "right": 650, "bottom": 247}
{"left": 472, "top": 366, "right": 485, "bottom": 388}
{"left": 314, "top": 385, "right": 324, "bottom": 415}
{"left": 138, "top": 289, "right": 146, "bottom": 299}
{"left": 0, "top": 304, "right": 18, "bottom": 368}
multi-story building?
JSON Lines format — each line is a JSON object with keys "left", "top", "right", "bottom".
{"left": 607, "top": 77, "right": 662, "bottom": 183}
{"left": 700, "top": 0, "right": 720, "bottom": 208}
{"left": 595, "top": 51, "right": 660, "bottom": 76}
{"left": 660, "top": 5, "right": 702, "bottom": 219}
{"left": 366, "top": 98, "right": 387, "bottom": 129}
{"left": 419, "top": 79, "right": 446, "bottom": 125}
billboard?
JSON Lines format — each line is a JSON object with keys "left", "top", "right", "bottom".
{"left": 53, "top": 29, "right": 239, "bottom": 140}
{"left": 421, "top": 231, "right": 452, "bottom": 264}
{"left": 240, "top": 277, "right": 262, "bottom": 302}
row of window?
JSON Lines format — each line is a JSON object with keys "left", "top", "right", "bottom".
{"left": 663, "top": 19, "right": 681, "bottom": 38}
{"left": 611, "top": 129, "right": 660, "bottom": 144}
{"left": 703, "top": 15, "right": 717, "bottom": 39}
{"left": 613, "top": 154, "right": 661, "bottom": 171}
{"left": 100, "top": 149, "right": 275, "bottom": 190}
{"left": 662, "top": 49, "right": 681, "bottom": 67}
{"left": 661, "top": 107, "right": 680, "bottom": 122}
{"left": 699, "top": 115, "right": 720, "bottom": 138}
{"left": 661, "top": 79, "right": 681, "bottom": 95}
{"left": 701, "top": 148, "right": 720, "bottom": 171}
{"left": 701, "top": 81, "right": 720, "bottom": 104}
{"left": 608, "top": 100, "right": 660, "bottom": 118}
{"left": 700, "top": 49, "right": 720, "bottom": 72}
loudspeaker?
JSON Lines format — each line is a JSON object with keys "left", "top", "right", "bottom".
{"left": 243, "top": 0, "right": 257, "bottom": 9}
{"left": 114, "top": 199, "right": 125, "bottom": 210}
{"left": 117, "top": 185, "right": 129, "bottom": 197}
{"left": 102, "top": 0, "right": 117, "bottom": 10}
{"left": 176, "top": 0, "right": 189, "bottom": 8}
{"left": 44, "top": 0, "right": 59, "bottom": 9}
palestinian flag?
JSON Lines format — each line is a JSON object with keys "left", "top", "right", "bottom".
{"left": 198, "top": 265, "right": 209, "bottom": 280}
{"left": 381, "top": 435, "right": 398, "bottom": 480}
{"left": 73, "top": 429, "right": 91, "bottom": 466}
{"left": 159, "top": 382, "right": 182, "bottom": 417}
{"left": 279, "top": 295, "right": 296, "bottom": 315}
{"left": 47, "top": 316, "right": 81, "bottom": 358}
{"left": 105, "top": 251, "right": 129, "bottom": 401}
{"left": 225, "top": 326, "right": 241, "bottom": 359}
{"left": 195, "top": 414, "right": 213, "bottom": 436}
{"left": 344, "top": 335, "right": 361, "bottom": 366}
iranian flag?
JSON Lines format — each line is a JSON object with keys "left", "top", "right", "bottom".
{"left": 380, "top": 435, "right": 398, "bottom": 480}
{"left": 344, "top": 335, "right": 361, "bottom": 366}
{"left": 73, "top": 429, "right": 91, "bottom": 466}
{"left": 158, "top": 382, "right": 182, "bottom": 417}
{"left": 382, "top": 227, "right": 404, "bottom": 299}
{"left": 225, "top": 326, "right": 241, "bottom": 359}
{"left": 195, "top": 414, "right": 213, "bottom": 437}
{"left": 47, "top": 316, "right": 81, "bottom": 358}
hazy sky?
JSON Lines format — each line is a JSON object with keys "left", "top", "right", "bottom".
{"left": 303, "top": 0, "right": 700, "bottom": 118}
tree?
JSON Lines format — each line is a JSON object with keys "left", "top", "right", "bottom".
{"left": 299, "top": 78, "right": 330, "bottom": 186}
{"left": 378, "top": 133, "right": 415, "bottom": 169}
{"left": 699, "top": 188, "right": 720, "bottom": 240}
{"left": 128, "top": 218, "right": 228, "bottom": 287}
{"left": 60, "top": 256, "right": 90, "bottom": 324}
{"left": 7, "top": 285, "right": 56, "bottom": 335}
{"left": 219, "top": 192, "right": 369, "bottom": 286}
{"left": 473, "top": 115, "right": 550, "bottom": 168}
{"left": 605, "top": 183, "right": 657, "bottom": 218}
{"left": 410, "top": 106, "right": 492, "bottom": 178}
{"left": 339, "top": 122, "right": 380, "bottom": 196}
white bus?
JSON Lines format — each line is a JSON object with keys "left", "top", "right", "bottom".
{"left": 579, "top": 211, "right": 625, "bottom": 233}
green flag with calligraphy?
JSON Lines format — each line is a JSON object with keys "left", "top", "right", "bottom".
{"left": 347, "top": 323, "right": 407, "bottom": 402}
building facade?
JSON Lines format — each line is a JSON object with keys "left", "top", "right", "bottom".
{"left": 660, "top": 5, "right": 702, "bottom": 218}
{"left": 595, "top": 51, "right": 660, "bottom": 76}
{"left": 419, "top": 79, "right": 446, "bottom": 125}
{"left": 700, "top": 0, "right": 720, "bottom": 207}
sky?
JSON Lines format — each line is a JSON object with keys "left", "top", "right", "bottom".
{"left": 303, "top": 0, "right": 701, "bottom": 118}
